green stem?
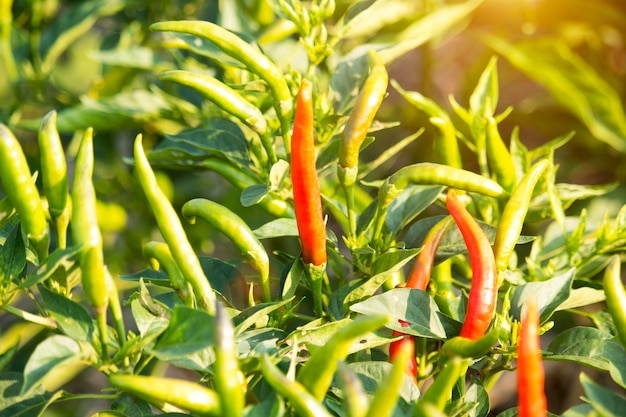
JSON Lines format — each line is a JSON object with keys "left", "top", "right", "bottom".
{"left": 1, "top": 305, "right": 57, "bottom": 329}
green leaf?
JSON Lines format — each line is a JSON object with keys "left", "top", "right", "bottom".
{"left": 233, "top": 298, "right": 293, "bottom": 335}
{"left": 90, "top": 47, "right": 161, "bottom": 70}
{"left": 559, "top": 403, "right": 597, "bottom": 417}
{"left": 510, "top": 268, "right": 574, "bottom": 322}
{"left": 351, "top": 288, "right": 460, "bottom": 339}
{"left": 0, "top": 373, "right": 55, "bottom": 417}
{"left": 469, "top": 56, "right": 499, "bottom": 118}
{"left": 489, "top": 37, "right": 626, "bottom": 153}
{"left": 580, "top": 372, "right": 626, "bottom": 417}
{"left": 149, "top": 306, "right": 216, "bottom": 371}
{"left": 343, "top": 249, "right": 419, "bottom": 307}
{"left": 21, "top": 335, "right": 85, "bottom": 395}
{"left": 109, "top": 393, "right": 155, "bottom": 417}
{"left": 38, "top": 286, "right": 94, "bottom": 342}
{"left": 347, "top": 361, "right": 420, "bottom": 403}
{"left": 546, "top": 327, "right": 626, "bottom": 389}
{"left": 21, "top": 245, "right": 82, "bottom": 288}
{"left": 241, "top": 184, "right": 269, "bottom": 207}
{"left": 39, "top": 0, "right": 126, "bottom": 72}
{"left": 281, "top": 258, "right": 305, "bottom": 299}
{"left": 254, "top": 219, "right": 299, "bottom": 239}
{"left": 465, "top": 377, "right": 490, "bottom": 417}
{"left": 0, "top": 223, "right": 26, "bottom": 284}
{"left": 158, "top": 121, "right": 252, "bottom": 169}
{"left": 385, "top": 185, "right": 443, "bottom": 235}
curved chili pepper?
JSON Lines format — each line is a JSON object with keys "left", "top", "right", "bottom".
{"left": 493, "top": 160, "right": 549, "bottom": 274}
{"left": 297, "top": 314, "right": 390, "bottom": 401}
{"left": 134, "top": 135, "right": 215, "bottom": 314}
{"left": 517, "top": 298, "right": 547, "bottom": 417}
{"left": 142, "top": 241, "right": 193, "bottom": 306}
{"left": 419, "top": 357, "right": 469, "bottom": 411}
{"left": 367, "top": 339, "right": 412, "bottom": 417}
{"left": 261, "top": 355, "right": 333, "bottom": 417}
{"left": 603, "top": 255, "right": 626, "bottom": 349}
{"left": 182, "top": 198, "right": 271, "bottom": 302}
{"left": 338, "top": 49, "right": 388, "bottom": 185}
{"left": 446, "top": 189, "right": 497, "bottom": 340}
{"left": 109, "top": 374, "right": 222, "bottom": 416}
{"left": 389, "top": 216, "right": 454, "bottom": 382}
{"left": 151, "top": 20, "right": 293, "bottom": 152}
{"left": 0, "top": 123, "right": 50, "bottom": 261}
{"left": 440, "top": 326, "right": 499, "bottom": 358}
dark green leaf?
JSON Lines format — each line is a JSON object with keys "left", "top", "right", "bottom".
{"left": 465, "top": 377, "right": 490, "bottom": 417}
{"left": 233, "top": 298, "right": 293, "bottom": 334}
{"left": 21, "top": 245, "right": 82, "bottom": 288}
{"left": 241, "top": 184, "right": 269, "bottom": 207}
{"left": 38, "top": 285, "right": 94, "bottom": 342}
{"left": 0, "top": 223, "right": 26, "bottom": 285}
{"left": 510, "top": 268, "right": 574, "bottom": 322}
{"left": 21, "top": 335, "right": 86, "bottom": 395}
{"left": 351, "top": 288, "right": 461, "bottom": 339}
{"left": 149, "top": 306, "right": 216, "bottom": 371}
{"left": 347, "top": 361, "right": 420, "bottom": 402}
{"left": 386, "top": 185, "right": 443, "bottom": 235}
{"left": 0, "top": 373, "right": 54, "bottom": 417}
{"left": 580, "top": 372, "right": 626, "bottom": 417}
{"left": 281, "top": 258, "right": 305, "bottom": 299}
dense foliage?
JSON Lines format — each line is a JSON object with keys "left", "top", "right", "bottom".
{"left": 1, "top": 1, "right": 626, "bottom": 416}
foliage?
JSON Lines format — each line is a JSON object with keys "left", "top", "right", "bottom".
{"left": 1, "top": 1, "right": 626, "bottom": 416}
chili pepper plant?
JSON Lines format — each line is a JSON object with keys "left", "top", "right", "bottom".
{"left": 2, "top": 1, "right": 626, "bottom": 417}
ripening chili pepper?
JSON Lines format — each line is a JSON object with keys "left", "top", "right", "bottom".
{"left": 291, "top": 79, "right": 327, "bottom": 316}
{"left": 38, "top": 110, "right": 70, "bottom": 249}
{"left": 261, "top": 355, "right": 333, "bottom": 417}
{"left": 603, "top": 255, "right": 626, "bottom": 349}
{"left": 70, "top": 128, "right": 109, "bottom": 359}
{"left": 338, "top": 50, "right": 388, "bottom": 186}
{"left": 0, "top": 123, "right": 50, "bottom": 261}
{"left": 493, "top": 160, "right": 549, "bottom": 274}
{"left": 160, "top": 70, "right": 276, "bottom": 164}
{"left": 213, "top": 300, "right": 245, "bottom": 417}
{"left": 291, "top": 79, "right": 326, "bottom": 267}
{"left": 446, "top": 189, "right": 497, "bottom": 340}
{"left": 142, "top": 241, "right": 193, "bottom": 306}
{"left": 517, "top": 298, "right": 547, "bottom": 417}
{"left": 151, "top": 20, "right": 293, "bottom": 152}
{"left": 297, "top": 314, "right": 390, "bottom": 401}
{"left": 182, "top": 198, "right": 271, "bottom": 302}
{"left": 134, "top": 135, "right": 216, "bottom": 314}
{"left": 389, "top": 216, "right": 454, "bottom": 382}
{"left": 109, "top": 374, "right": 222, "bottom": 416}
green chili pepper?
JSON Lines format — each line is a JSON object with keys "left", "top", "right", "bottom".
{"left": 134, "top": 135, "right": 215, "bottom": 314}
{"left": 109, "top": 374, "right": 222, "bottom": 416}
{"left": 338, "top": 50, "right": 388, "bottom": 184}
{"left": 337, "top": 363, "right": 369, "bottom": 417}
{"left": 160, "top": 70, "right": 276, "bottom": 164}
{"left": 151, "top": 20, "right": 293, "bottom": 152}
{"left": 213, "top": 300, "right": 245, "bottom": 417}
{"left": 440, "top": 326, "right": 499, "bottom": 358}
{"left": 142, "top": 241, "right": 193, "bottom": 306}
{"left": 182, "top": 198, "right": 271, "bottom": 302}
{"left": 603, "top": 255, "right": 626, "bottom": 349}
{"left": 446, "top": 189, "right": 497, "bottom": 340}
{"left": 70, "top": 128, "right": 109, "bottom": 359}
{"left": 431, "top": 259, "right": 456, "bottom": 318}
{"left": 373, "top": 163, "right": 505, "bottom": 241}
{"left": 38, "top": 110, "right": 70, "bottom": 249}
{"left": 486, "top": 116, "right": 516, "bottom": 193}
{"left": 0, "top": 123, "right": 50, "bottom": 261}
{"left": 297, "top": 314, "right": 390, "bottom": 401}
{"left": 417, "top": 357, "right": 469, "bottom": 413}
{"left": 493, "top": 160, "right": 548, "bottom": 274}
{"left": 366, "top": 340, "right": 412, "bottom": 417}
{"left": 517, "top": 298, "right": 547, "bottom": 417}
{"left": 261, "top": 355, "right": 333, "bottom": 417}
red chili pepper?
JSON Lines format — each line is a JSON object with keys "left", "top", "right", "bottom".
{"left": 291, "top": 79, "right": 327, "bottom": 267}
{"left": 517, "top": 298, "right": 547, "bottom": 417}
{"left": 388, "top": 216, "right": 453, "bottom": 382}
{"left": 446, "top": 189, "right": 497, "bottom": 340}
